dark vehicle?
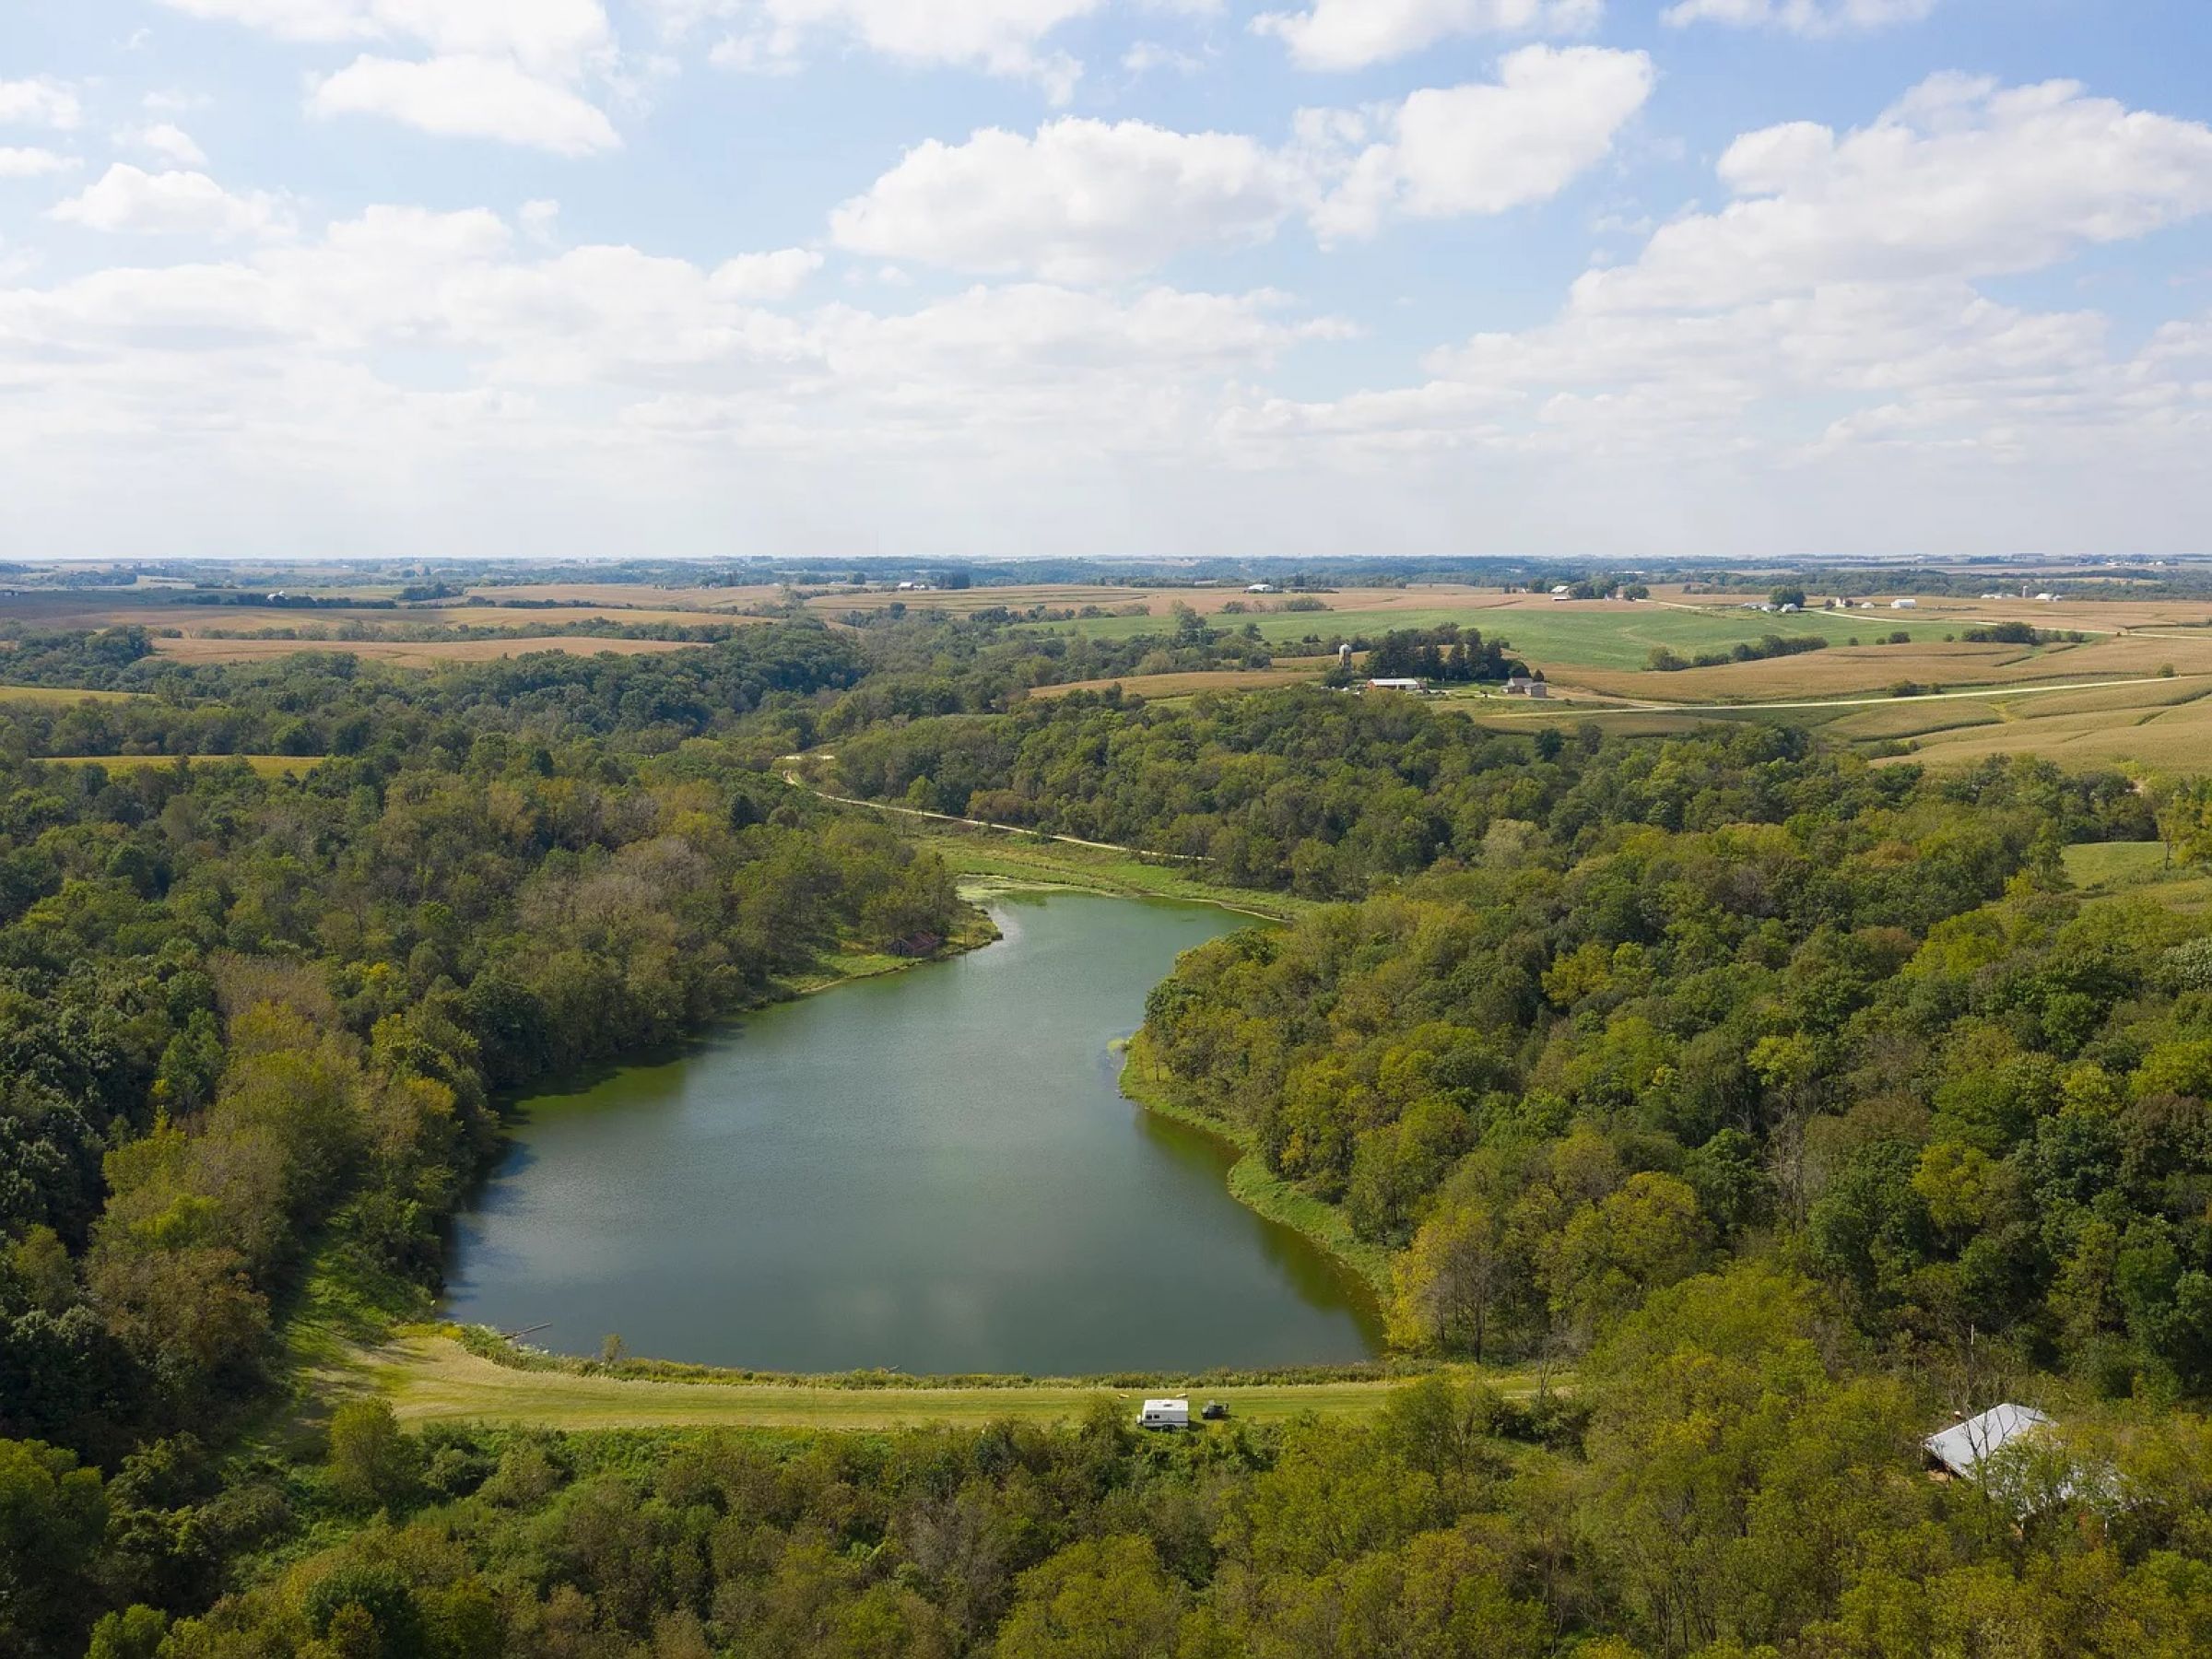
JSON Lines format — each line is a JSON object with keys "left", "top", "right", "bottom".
{"left": 1201, "top": 1401, "right": 1230, "bottom": 1421}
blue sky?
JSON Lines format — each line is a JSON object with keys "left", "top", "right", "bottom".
{"left": 3, "top": 0, "right": 2211, "bottom": 561}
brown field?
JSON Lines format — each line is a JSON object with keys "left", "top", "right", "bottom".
{"left": 1030, "top": 665, "right": 1335, "bottom": 700}
{"left": 150, "top": 636, "right": 700, "bottom": 668}
{"left": 808, "top": 583, "right": 1500, "bottom": 620}
{"left": 412, "top": 606, "right": 779, "bottom": 630}
{"left": 1821, "top": 700, "right": 2006, "bottom": 741}
{"left": 463, "top": 584, "right": 785, "bottom": 611}
{"left": 1665, "top": 593, "right": 2212, "bottom": 634}
{"left": 1875, "top": 684, "right": 2212, "bottom": 770}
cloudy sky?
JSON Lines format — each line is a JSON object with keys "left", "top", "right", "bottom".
{"left": 3, "top": 1, "right": 2210, "bottom": 561}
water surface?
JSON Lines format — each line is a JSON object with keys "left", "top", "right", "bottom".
{"left": 445, "top": 894, "right": 1381, "bottom": 1373}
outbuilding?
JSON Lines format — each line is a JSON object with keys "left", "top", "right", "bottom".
{"left": 1891, "top": 598, "right": 1920, "bottom": 609}
{"left": 1367, "top": 677, "right": 1426, "bottom": 694}
{"left": 1924, "top": 1404, "right": 2053, "bottom": 1483}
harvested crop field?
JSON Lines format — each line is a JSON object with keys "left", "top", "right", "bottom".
{"left": 463, "top": 583, "right": 785, "bottom": 611}
{"left": 150, "top": 635, "right": 701, "bottom": 667}
{"left": 1877, "top": 683, "right": 2212, "bottom": 770}
{"left": 1567, "top": 634, "right": 2212, "bottom": 702}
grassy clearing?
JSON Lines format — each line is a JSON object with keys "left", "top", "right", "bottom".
{"left": 2064, "top": 842, "right": 2174, "bottom": 888}
{"left": 912, "top": 827, "right": 1322, "bottom": 922}
{"left": 0, "top": 683, "right": 144, "bottom": 706}
{"left": 362, "top": 1331, "right": 1484, "bottom": 1430}
{"left": 1120, "top": 1034, "right": 1394, "bottom": 1303}
{"left": 36, "top": 753, "right": 322, "bottom": 778}
{"left": 2060, "top": 841, "right": 2212, "bottom": 913}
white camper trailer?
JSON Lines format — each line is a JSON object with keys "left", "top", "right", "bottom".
{"left": 1139, "top": 1398, "right": 1191, "bottom": 1431}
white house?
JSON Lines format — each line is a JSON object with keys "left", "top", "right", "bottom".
{"left": 1891, "top": 598, "right": 1920, "bottom": 610}
{"left": 1367, "top": 677, "right": 1426, "bottom": 694}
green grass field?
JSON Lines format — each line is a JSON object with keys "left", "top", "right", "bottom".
{"left": 913, "top": 827, "right": 1321, "bottom": 922}
{"left": 1021, "top": 603, "right": 1947, "bottom": 670}
{"left": 359, "top": 1331, "right": 1525, "bottom": 1431}
{"left": 36, "top": 753, "right": 321, "bottom": 778}
{"left": 0, "top": 684, "right": 145, "bottom": 706}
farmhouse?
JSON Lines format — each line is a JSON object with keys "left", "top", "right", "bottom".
{"left": 1504, "top": 674, "right": 1549, "bottom": 700}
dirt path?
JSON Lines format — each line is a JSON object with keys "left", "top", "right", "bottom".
{"left": 783, "top": 771, "right": 1200, "bottom": 863}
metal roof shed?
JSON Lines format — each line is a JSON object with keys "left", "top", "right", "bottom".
{"left": 1924, "top": 1404, "right": 2053, "bottom": 1481}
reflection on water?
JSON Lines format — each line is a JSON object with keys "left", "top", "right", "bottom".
{"left": 446, "top": 893, "right": 1382, "bottom": 1374}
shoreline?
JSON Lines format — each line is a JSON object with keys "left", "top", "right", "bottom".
{"left": 1117, "top": 1031, "right": 1395, "bottom": 1307}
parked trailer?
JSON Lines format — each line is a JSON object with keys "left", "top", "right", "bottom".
{"left": 1139, "top": 1398, "right": 1191, "bottom": 1431}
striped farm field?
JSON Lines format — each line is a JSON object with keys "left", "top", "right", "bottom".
{"left": 149, "top": 635, "right": 702, "bottom": 667}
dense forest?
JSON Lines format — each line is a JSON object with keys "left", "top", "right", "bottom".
{"left": 6, "top": 625, "right": 2212, "bottom": 1655}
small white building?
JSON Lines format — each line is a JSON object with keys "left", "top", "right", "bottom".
{"left": 1551, "top": 584, "right": 1574, "bottom": 598}
{"left": 1367, "top": 677, "right": 1426, "bottom": 694}
{"left": 1139, "top": 1398, "right": 1191, "bottom": 1431}
{"left": 1246, "top": 582, "right": 1278, "bottom": 594}
{"left": 1892, "top": 598, "right": 1920, "bottom": 610}
{"left": 1924, "top": 1404, "right": 2053, "bottom": 1483}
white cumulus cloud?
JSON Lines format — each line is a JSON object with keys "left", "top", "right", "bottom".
{"left": 312, "top": 55, "right": 622, "bottom": 156}
{"left": 1254, "top": 0, "right": 1599, "bottom": 72}
{"left": 832, "top": 121, "right": 1310, "bottom": 282}
{"left": 1310, "top": 45, "right": 1653, "bottom": 240}
{"left": 832, "top": 48, "right": 1651, "bottom": 280}
{"left": 49, "top": 164, "right": 284, "bottom": 237}
{"left": 0, "top": 77, "right": 84, "bottom": 130}
{"left": 118, "top": 123, "right": 210, "bottom": 166}
{"left": 698, "top": 0, "right": 1105, "bottom": 102}
{"left": 1576, "top": 73, "right": 2212, "bottom": 313}
{"left": 0, "top": 147, "right": 81, "bottom": 179}
{"left": 1662, "top": 0, "right": 1936, "bottom": 34}
{"left": 157, "top": 0, "right": 621, "bottom": 154}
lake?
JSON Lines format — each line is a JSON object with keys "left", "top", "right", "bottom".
{"left": 443, "top": 892, "right": 1382, "bottom": 1375}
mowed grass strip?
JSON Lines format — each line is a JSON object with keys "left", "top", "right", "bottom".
{"left": 0, "top": 683, "right": 146, "bottom": 706}
{"left": 370, "top": 1334, "right": 1499, "bottom": 1431}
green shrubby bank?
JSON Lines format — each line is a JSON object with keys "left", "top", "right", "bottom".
{"left": 3, "top": 623, "right": 2212, "bottom": 1656}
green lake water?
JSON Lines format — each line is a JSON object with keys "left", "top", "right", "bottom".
{"left": 444, "top": 893, "right": 1383, "bottom": 1374}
